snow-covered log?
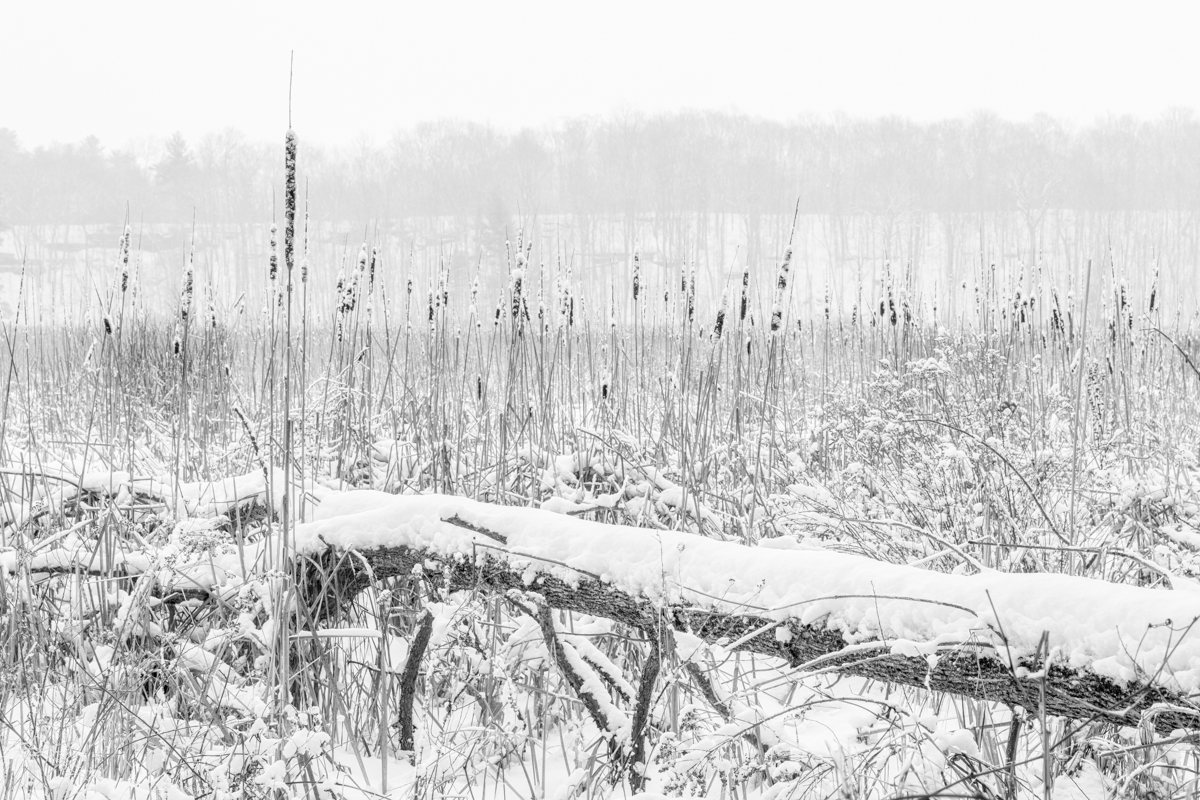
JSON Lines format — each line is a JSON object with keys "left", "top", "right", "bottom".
{"left": 295, "top": 491, "right": 1200, "bottom": 734}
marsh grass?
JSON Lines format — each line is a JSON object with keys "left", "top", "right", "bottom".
{"left": 1, "top": 175, "right": 1199, "bottom": 798}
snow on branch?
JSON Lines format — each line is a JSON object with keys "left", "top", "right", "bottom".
{"left": 295, "top": 490, "right": 1200, "bottom": 733}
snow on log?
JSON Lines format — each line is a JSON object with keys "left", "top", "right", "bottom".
{"left": 295, "top": 491, "right": 1200, "bottom": 733}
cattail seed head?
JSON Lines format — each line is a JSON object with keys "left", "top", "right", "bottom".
{"left": 180, "top": 246, "right": 194, "bottom": 322}
{"left": 632, "top": 251, "right": 641, "bottom": 301}
{"left": 269, "top": 223, "right": 278, "bottom": 283}
{"left": 119, "top": 225, "right": 131, "bottom": 293}
{"left": 770, "top": 246, "right": 793, "bottom": 332}
{"left": 713, "top": 290, "right": 727, "bottom": 340}
{"left": 776, "top": 246, "right": 792, "bottom": 292}
{"left": 284, "top": 130, "right": 297, "bottom": 275}
{"left": 510, "top": 266, "right": 524, "bottom": 320}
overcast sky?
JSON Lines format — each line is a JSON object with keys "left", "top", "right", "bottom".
{"left": 5, "top": 0, "right": 1200, "bottom": 149}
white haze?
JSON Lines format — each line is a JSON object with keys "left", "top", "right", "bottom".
{"left": 4, "top": 0, "right": 1200, "bottom": 148}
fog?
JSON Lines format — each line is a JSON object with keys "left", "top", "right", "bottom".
{"left": 2, "top": 109, "right": 1199, "bottom": 321}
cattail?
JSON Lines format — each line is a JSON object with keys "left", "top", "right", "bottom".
{"left": 776, "top": 247, "right": 792, "bottom": 293}
{"left": 180, "top": 244, "right": 195, "bottom": 322}
{"left": 119, "top": 224, "right": 131, "bottom": 293}
{"left": 770, "top": 245, "right": 793, "bottom": 332}
{"left": 172, "top": 245, "right": 194, "bottom": 356}
{"left": 435, "top": 264, "right": 447, "bottom": 315}
{"left": 510, "top": 265, "right": 524, "bottom": 320}
{"left": 269, "top": 223, "right": 278, "bottom": 283}
{"left": 333, "top": 262, "right": 348, "bottom": 340}
{"left": 631, "top": 251, "right": 641, "bottom": 301}
{"left": 508, "top": 251, "right": 527, "bottom": 326}
{"left": 335, "top": 250, "right": 362, "bottom": 318}
{"left": 558, "top": 268, "right": 574, "bottom": 328}
{"left": 284, "top": 129, "right": 297, "bottom": 275}
{"left": 713, "top": 289, "right": 727, "bottom": 340}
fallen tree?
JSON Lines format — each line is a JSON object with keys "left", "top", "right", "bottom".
{"left": 11, "top": 475, "right": 1200, "bottom": 741}
{"left": 295, "top": 491, "right": 1200, "bottom": 736}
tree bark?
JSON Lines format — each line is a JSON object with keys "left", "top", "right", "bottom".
{"left": 397, "top": 609, "right": 434, "bottom": 754}
{"left": 302, "top": 540, "right": 1200, "bottom": 735}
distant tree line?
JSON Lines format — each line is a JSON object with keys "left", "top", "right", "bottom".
{"left": 2, "top": 110, "right": 1199, "bottom": 232}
